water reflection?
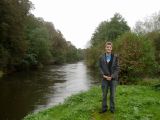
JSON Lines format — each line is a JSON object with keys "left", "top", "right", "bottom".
{"left": 0, "top": 61, "right": 100, "bottom": 120}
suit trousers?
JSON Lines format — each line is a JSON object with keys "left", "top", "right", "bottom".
{"left": 101, "top": 79, "right": 117, "bottom": 111}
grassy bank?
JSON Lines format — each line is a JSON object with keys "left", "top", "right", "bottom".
{"left": 24, "top": 84, "right": 160, "bottom": 120}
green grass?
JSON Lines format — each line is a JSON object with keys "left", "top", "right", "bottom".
{"left": 23, "top": 85, "right": 160, "bottom": 120}
{"left": 137, "top": 78, "right": 160, "bottom": 86}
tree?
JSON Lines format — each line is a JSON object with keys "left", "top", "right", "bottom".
{"left": 133, "top": 11, "right": 160, "bottom": 76}
{"left": 134, "top": 11, "right": 160, "bottom": 34}
{"left": 146, "top": 31, "right": 160, "bottom": 75}
{"left": 86, "top": 13, "right": 130, "bottom": 68}
{"left": 0, "top": 0, "right": 32, "bottom": 72}
{"left": 91, "top": 13, "right": 130, "bottom": 46}
{"left": 0, "top": 0, "right": 83, "bottom": 73}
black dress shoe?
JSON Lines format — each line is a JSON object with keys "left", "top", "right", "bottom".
{"left": 99, "top": 110, "right": 107, "bottom": 113}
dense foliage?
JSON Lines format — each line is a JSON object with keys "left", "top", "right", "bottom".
{"left": 0, "top": 0, "right": 83, "bottom": 73}
{"left": 114, "top": 33, "right": 157, "bottom": 83}
{"left": 133, "top": 11, "right": 160, "bottom": 79}
{"left": 146, "top": 32, "right": 160, "bottom": 66}
{"left": 0, "top": 0, "right": 32, "bottom": 72}
{"left": 86, "top": 13, "right": 130, "bottom": 68}
{"left": 91, "top": 13, "right": 130, "bottom": 46}
{"left": 85, "top": 12, "right": 160, "bottom": 84}
{"left": 134, "top": 12, "right": 160, "bottom": 75}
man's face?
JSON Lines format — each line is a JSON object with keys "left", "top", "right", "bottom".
{"left": 105, "top": 44, "right": 112, "bottom": 54}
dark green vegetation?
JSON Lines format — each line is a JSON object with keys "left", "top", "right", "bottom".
{"left": 0, "top": 0, "right": 83, "bottom": 74}
{"left": 85, "top": 13, "right": 130, "bottom": 69}
{"left": 23, "top": 79, "right": 160, "bottom": 120}
{"left": 85, "top": 12, "right": 160, "bottom": 84}
{"left": 114, "top": 33, "right": 157, "bottom": 84}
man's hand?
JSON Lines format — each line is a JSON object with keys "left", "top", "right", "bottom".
{"left": 103, "top": 75, "right": 112, "bottom": 81}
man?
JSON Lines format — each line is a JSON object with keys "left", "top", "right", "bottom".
{"left": 99, "top": 41, "right": 119, "bottom": 113}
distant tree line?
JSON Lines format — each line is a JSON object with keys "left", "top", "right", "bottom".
{"left": 0, "top": 0, "right": 83, "bottom": 74}
{"left": 86, "top": 12, "right": 160, "bottom": 84}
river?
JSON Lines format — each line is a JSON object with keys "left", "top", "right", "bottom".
{"left": 0, "top": 61, "right": 100, "bottom": 120}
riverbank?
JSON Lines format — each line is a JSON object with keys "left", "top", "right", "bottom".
{"left": 23, "top": 84, "right": 160, "bottom": 120}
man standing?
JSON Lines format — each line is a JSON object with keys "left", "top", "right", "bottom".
{"left": 99, "top": 41, "right": 119, "bottom": 113}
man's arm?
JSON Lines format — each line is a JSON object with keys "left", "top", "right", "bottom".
{"left": 111, "top": 56, "right": 120, "bottom": 79}
{"left": 99, "top": 57, "right": 104, "bottom": 78}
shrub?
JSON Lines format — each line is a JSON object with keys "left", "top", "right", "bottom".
{"left": 114, "top": 32, "right": 157, "bottom": 84}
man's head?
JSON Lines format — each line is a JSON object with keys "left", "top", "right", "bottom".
{"left": 105, "top": 41, "right": 112, "bottom": 54}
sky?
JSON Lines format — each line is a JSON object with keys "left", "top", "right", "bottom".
{"left": 30, "top": 0, "right": 160, "bottom": 49}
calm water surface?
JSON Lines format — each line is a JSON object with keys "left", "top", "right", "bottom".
{"left": 0, "top": 61, "right": 100, "bottom": 120}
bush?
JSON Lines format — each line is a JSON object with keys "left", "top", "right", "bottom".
{"left": 146, "top": 31, "right": 160, "bottom": 75}
{"left": 85, "top": 43, "right": 104, "bottom": 68}
{"left": 114, "top": 32, "right": 157, "bottom": 84}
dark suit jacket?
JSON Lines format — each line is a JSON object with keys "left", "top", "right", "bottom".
{"left": 99, "top": 53, "right": 120, "bottom": 81}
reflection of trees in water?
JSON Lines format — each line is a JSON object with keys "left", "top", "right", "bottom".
{"left": 0, "top": 69, "right": 66, "bottom": 120}
{"left": 0, "top": 62, "right": 99, "bottom": 120}
{"left": 86, "top": 67, "right": 101, "bottom": 84}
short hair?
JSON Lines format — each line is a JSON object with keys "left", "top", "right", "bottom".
{"left": 105, "top": 41, "right": 113, "bottom": 46}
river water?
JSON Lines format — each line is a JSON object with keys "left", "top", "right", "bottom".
{"left": 0, "top": 61, "right": 100, "bottom": 120}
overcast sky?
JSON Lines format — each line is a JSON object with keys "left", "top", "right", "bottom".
{"left": 30, "top": 0, "right": 160, "bottom": 49}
